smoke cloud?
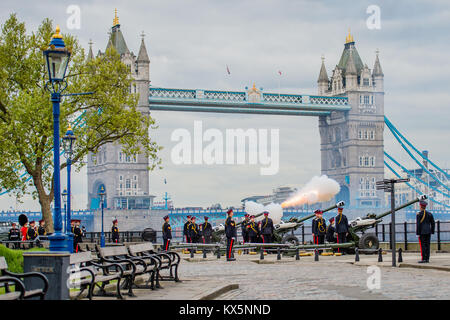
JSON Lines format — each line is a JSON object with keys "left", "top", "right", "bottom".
{"left": 281, "top": 175, "right": 340, "bottom": 208}
{"left": 244, "top": 201, "right": 283, "bottom": 224}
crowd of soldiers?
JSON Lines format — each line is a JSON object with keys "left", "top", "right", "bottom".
{"left": 8, "top": 219, "right": 47, "bottom": 242}
{"left": 167, "top": 199, "right": 435, "bottom": 263}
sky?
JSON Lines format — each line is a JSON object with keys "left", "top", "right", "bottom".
{"left": 0, "top": 0, "right": 449, "bottom": 210}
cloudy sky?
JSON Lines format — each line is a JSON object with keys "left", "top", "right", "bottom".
{"left": 1, "top": 0, "right": 449, "bottom": 210}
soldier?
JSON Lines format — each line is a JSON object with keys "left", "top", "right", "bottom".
{"left": 38, "top": 220, "right": 46, "bottom": 236}
{"left": 260, "top": 211, "right": 274, "bottom": 244}
{"left": 326, "top": 217, "right": 337, "bottom": 243}
{"left": 8, "top": 223, "right": 20, "bottom": 247}
{"left": 183, "top": 216, "right": 191, "bottom": 243}
{"left": 225, "top": 209, "right": 237, "bottom": 261}
{"left": 334, "top": 207, "right": 349, "bottom": 254}
{"left": 111, "top": 219, "right": 120, "bottom": 243}
{"left": 189, "top": 216, "right": 200, "bottom": 243}
{"left": 241, "top": 214, "right": 250, "bottom": 245}
{"left": 73, "top": 219, "right": 83, "bottom": 252}
{"left": 200, "top": 216, "right": 212, "bottom": 244}
{"left": 27, "top": 221, "right": 38, "bottom": 241}
{"left": 162, "top": 215, "right": 172, "bottom": 251}
{"left": 312, "top": 210, "right": 327, "bottom": 246}
{"left": 246, "top": 215, "right": 259, "bottom": 243}
{"left": 416, "top": 200, "right": 435, "bottom": 263}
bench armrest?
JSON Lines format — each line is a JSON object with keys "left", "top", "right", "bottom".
{"left": 125, "top": 255, "right": 148, "bottom": 272}
{"left": 3, "top": 270, "right": 49, "bottom": 295}
{"left": 90, "top": 261, "right": 124, "bottom": 278}
{"left": 0, "top": 276, "right": 25, "bottom": 299}
{"left": 100, "top": 257, "right": 136, "bottom": 274}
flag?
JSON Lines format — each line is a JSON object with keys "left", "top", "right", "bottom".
{"left": 164, "top": 178, "right": 167, "bottom": 184}
{"left": 226, "top": 65, "right": 231, "bottom": 75}
{"left": 278, "top": 70, "right": 282, "bottom": 76}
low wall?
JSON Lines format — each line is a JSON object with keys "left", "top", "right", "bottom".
{"left": 92, "top": 209, "right": 168, "bottom": 232}
{"left": 379, "top": 242, "right": 450, "bottom": 251}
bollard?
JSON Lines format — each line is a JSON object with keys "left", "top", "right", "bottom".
{"left": 314, "top": 249, "right": 319, "bottom": 261}
{"left": 378, "top": 248, "right": 383, "bottom": 262}
{"left": 216, "top": 248, "right": 221, "bottom": 259}
{"left": 260, "top": 249, "right": 264, "bottom": 260}
{"left": 355, "top": 248, "right": 360, "bottom": 262}
{"left": 277, "top": 248, "right": 281, "bottom": 260}
{"left": 295, "top": 248, "right": 300, "bottom": 261}
{"left": 203, "top": 249, "right": 207, "bottom": 259}
{"left": 190, "top": 248, "right": 194, "bottom": 258}
{"left": 398, "top": 248, "right": 403, "bottom": 263}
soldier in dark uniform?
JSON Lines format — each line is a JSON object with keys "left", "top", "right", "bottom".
{"left": 162, "top": 215, "right": 172, "bottom": 251}
{"left": 326, "top": 217, "right": 337, "bottom": 243}
{"left": 416, "top": 200, "right": 435, "bottom": 263}
{"left": 38, "top": 220, "right": 46, "bottom": 236}
{"left": 200, "top": 216, "right": 212, "bottom": 244}
{"left": 312, "top": 210, "right": 327, "bottom": 245}
{"left": 111, "top": 219, "right": 120, "bottom": 244}
{"left": 260, "top": 212, "right": 274, "bottom": 244}
{"left": 225, "top": 209, "right": 237, "bottom": 261}
{"left": 27, "top": 221, "right": 38, "bottom": 240}
{"left": 241, "top": 214, "right": 250, "bottom": 245}
{"left": 183, "top": 216, "right": 191, "bottom": 243}
{"left": 189, "top": 216, "right": 200, "bottom": 243}
{"left": 246, "top": 215, "right": 259, "bottom": 243}
{"left": 73, "top": 219, "right": 83, "bottom": 252}
{"left": 8, "top": 223, "right": 20, "bottom": 240}
{"left": 335, "top": 207, "right": 349, "bottom": 254}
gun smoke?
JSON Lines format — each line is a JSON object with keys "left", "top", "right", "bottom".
{"left": 281, "top": 175, "right": 340, "bottom": 208}
{"left": 244, "top": 201, "right": 283, "bottom": 224}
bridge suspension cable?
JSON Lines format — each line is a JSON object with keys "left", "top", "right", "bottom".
{"left": 384, "top": 160, "right": 450, "bottom": 209}
{"left": 384, "top": 116, "right": 450, "bottom": 192}
{"left": 384, "top": 151, "right": 449, "bottom": 198}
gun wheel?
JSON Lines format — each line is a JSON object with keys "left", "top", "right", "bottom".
{"left": 281, "top": 234, "right": 299, "bottom": 245}
{"left": 358, "top": 233, "right": 379, "bottom": 250}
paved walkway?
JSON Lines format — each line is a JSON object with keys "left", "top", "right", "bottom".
{"left": 81, "top": 251, "right": 450, "bottom": 300}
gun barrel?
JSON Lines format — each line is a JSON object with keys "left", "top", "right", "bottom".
{"left": 293, "top": 201, "right": 345, "bottom": 224}
{"left": 236, "top": 212, "right": 264, "bottom": 227}
{"left": 376, "top": 195, "right": 427, "bottom": 220}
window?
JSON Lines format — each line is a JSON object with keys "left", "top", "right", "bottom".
{"left": 359, "top": 156, "right": 363, "bottom": 167}
{"left": 363, "top": 78, "right": 369, "bottom": 86}
{"left": 119, "top": 152, "right": 123, "bottom": 163}
{"left": 358, "top": 130, "right": 362, "bottom": 139}
{"left": 364, "top": 130, "right": 368, "bottom": 140}
{"left": 119, "top": 175, "right": 123, "bottom": 181}
{"left": 371, "top": 96, "right": 374, "bottom": 104}
{"left": 126, "top": 179, "right": 131, "bottom": 189}
{"left": 133, "top": 183, "right": 137, "bottom": 189}
{"left": 370, "top": 156, "right": 375, "bottom": 167}
{"left": 370, "top": 131, "right": 375, "bottom": 140}
{"left": 364, "top": 95, "right": 370, "bottom": 104}
{"left": 364, "top": 156, "right": 369, "bottom": 167}
{"left": 133, "top": 175, "right": 137, "bottom": 181}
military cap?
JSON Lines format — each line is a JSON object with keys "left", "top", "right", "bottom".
{"left": 337, "top": 207, "right": 344, "bottom": 212}
{"left": 227, "top": 209, "right": 233, "bottom": 214}
{"left": 204, "top": 216, "right": 209, "bottom": 220}
{"left": 39, "top": 219, "right": 44, "bottom": 224}
{"left": 244, "top": 213, "right": 249, "bottom": 217}
{"left": 191, "top": 216, "right": 196, "bottom": 220}
{"left": 314, "top": 209, "right": 323, "bottom": 215}
{"left": 112, "top": 219, "right": 118, "bottom": 223}
{"left": 250, "top": 215, "right": 255, "bottom": 218}
{"left": 29, "top": 221, "right": 35, "bottom": 224}
{"left": 419, "top": 200, "right": 428, "bottom": 207}
{"left": 163, "top": 215, "right": 169, "bottom": 220}
{"left": 263, "top": 211, "right": 269, "bottom": 216}
{"left": 329, "top": 217, "right": 335, "bottom": 223}
{"left": 187, "top": 215, "right": 191, "bottom": 218}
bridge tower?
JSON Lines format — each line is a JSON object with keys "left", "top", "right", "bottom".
{"left": 87, "top": 10, "right": 153, "bottom": 210}
{"left": 318, "top": 31, "right": 385, "bottom": 208}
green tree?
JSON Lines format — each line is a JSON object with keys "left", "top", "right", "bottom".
{"left": 0, "top": 14, "right": 161, "bottom": 232}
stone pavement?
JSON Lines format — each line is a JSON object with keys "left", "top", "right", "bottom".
{"left": 80, "top": 251, "right": 450, "bottom": 300}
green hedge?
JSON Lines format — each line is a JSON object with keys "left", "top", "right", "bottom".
{"left": 0, "top": 244, "right": 47, "bottom": 273}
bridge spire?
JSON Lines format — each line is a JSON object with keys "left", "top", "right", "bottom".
{"left": 345, "top": 28, "right": 354, "bottom": 44}
{"left": 113, "top": 8, "right": 120, "bottom": 27}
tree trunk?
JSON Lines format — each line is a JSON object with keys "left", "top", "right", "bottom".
{"left": 39, "top": 195, "right": 53, "bottom": 234}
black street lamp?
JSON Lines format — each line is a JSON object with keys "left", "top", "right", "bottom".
{"left": 61, "top": 188, "right": 68, "bottom": 233}
{"left": 63, "top": 125, "right": 76, "bottom": 252}
{"left": 98, "top": 186, "right": 106, "bottom": 247}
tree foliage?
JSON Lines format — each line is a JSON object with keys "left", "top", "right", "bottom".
{"left": 0, "top": 14, "right": 161, "bottom": 231}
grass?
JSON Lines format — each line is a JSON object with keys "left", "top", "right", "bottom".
{"left": 0, "top": 244, "right": 47, "bottom": 273}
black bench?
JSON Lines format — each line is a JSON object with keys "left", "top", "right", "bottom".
{"left": 0, "top": 256, "right": 48, "bottom": 300}
{"left": 0, "top": 276, "right": 25, "bottom": 300}
{"left": 128, "top": 243, "right": 180, "bottom": 283}
{"left": 69, "top": 251, "right": 125, "bottom": 300}
{"left": 96, "top": 245, "right": 151, "bottom": 297}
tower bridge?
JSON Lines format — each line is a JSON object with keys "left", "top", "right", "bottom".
{"left": 87, "top": 14, "right": 385, "bottom": 211}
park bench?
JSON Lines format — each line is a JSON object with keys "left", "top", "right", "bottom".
{"left": 0, "top": 256, "right": 48, "bottom": 300}
{"left": 96, "top": 245, "right": 150, "bottom": 297}
{"left": 128, "top": 242, "right": 180, "bottom": 283}
{"left": 0, "top": 276, "right": 25, "bottom": 300}
{"left": 69, "top": 251, "right": 126, "bottom": 300}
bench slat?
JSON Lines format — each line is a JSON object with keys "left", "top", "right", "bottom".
{"left": 99, "top": 246, "right": 129, "bottom": 258}
{"left": 0, "top": 257, "right": 7, "bottom": 270}
{"left": 128, "top": 243, "right": 154, "bottom": 255}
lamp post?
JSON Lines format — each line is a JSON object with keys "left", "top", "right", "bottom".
{"left": 63, "top": 125, "right": 76, "bottom": 253}
{"left": 62, "top": 188, "right": 68, "bottom": 233}
{"left": 43, "top": 25, "right": 71, "bottom": 252}
{"left": 99, "top": 186, "right": 106, "bottom": 247}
